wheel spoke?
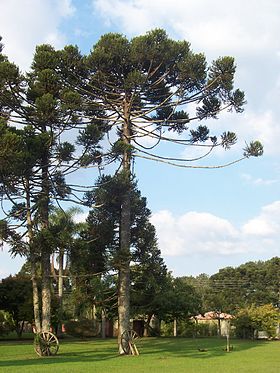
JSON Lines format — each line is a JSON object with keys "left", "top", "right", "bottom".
{"left": 121, "top": 330, "right": 139, "bottom": 355}
{"left": 131, "top": 331, "right": 137, "bottom": 340}
{"left": 34, "top": 332, "right": 59, "bottom": 357}
{"left": 48, "top": 335, "right": 55, "bottom": 342}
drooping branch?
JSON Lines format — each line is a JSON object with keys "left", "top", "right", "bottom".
{"left": 135, "top": 153, "right": 247, "bottom": 169}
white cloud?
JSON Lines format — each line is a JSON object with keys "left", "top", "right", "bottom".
{"left": 242, "top": 218, "right": 277, "bottom": 236}
{"left": 151, "top": 200, "right": 280, "bottom": 258}
{"left": 174, "top": 2, "right": 280, "bottom": 58}
{"left": 58, "top": 0, "right": 76, "bottom": 17}
{"left": 241, "top": 111, "right": 280, "bottom": 156}
{"left": 92, "top": 0, "right": 280, "bottom": 157}
{"left": 92, "top": 0, "right": 280, "bottom": 54}
{"left": 262, "top": 200, "right": 280, "bottom": 216}
{"left": 151, "top": 209, "right": 240, "bottom": 256}
{"left": 242, "top": 201, "right": 280, "bottom": 237}
{"left": 93, "top": 0, "right": 167, "bottom": 34}
{"left": 0, "top": 0, "right": 76, "bottom": 71}
{"left": 241, "top": 173, "right": 278, "bottom": 186}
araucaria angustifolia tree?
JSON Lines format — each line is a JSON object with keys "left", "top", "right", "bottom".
{"left": 0, "top": 41, "right": 106, "bottom": 332}
{"left": 74, "top": 29, "right": 263, "bottom": 353}
{"left": 82, "top": 174, "right": 169, "bottom": 334}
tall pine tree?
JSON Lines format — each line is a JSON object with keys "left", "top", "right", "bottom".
{"left": 71, "top": 29, "right": 263, "bottom": 353}
{"left": 0, "top": 42, "right": 106, "bottom": 332}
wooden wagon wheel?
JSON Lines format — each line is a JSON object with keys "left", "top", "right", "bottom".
{"left": 34, "top": 331, "right": 59, "bottom": 357}
{"left": 121, "top": 329, "right": 139, "bottom": 355}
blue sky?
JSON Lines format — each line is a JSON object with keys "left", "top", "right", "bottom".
{"left": 1, "top": 0, "right": 280, "bottom": 278}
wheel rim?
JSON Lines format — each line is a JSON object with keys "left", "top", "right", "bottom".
{"left": 34, "top": 332, "right": 59, "bottom": 356}
{"left": 121, "top": 330, "right": 139, "bottom": 355}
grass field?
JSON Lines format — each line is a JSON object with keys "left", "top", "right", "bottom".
{"left": 0, "top": 337, "right": 279, "bottom": 373}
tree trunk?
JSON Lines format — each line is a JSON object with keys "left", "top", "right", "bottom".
{"left": 118, "top": 259, "right": 131, "bottom": 353}
{"left": 40, "top": 147, "right": 52, "bottom": 332}
{"left": 217, "top": 317, "right": 221, "bottom": 337}
{"left": 154, "top": 318, "right": 161, "bottom": 336}
{"left": 51, "top": 254, "right": 57, "bottom": 281}
{"left": 25, "top": 177, "right": 41, "bottom": 333}
{"left": 118, "top": 190, "right": 131, "bottom": 352}
{"left": 72, "top": 276, "right": 79, "bottom": 319}
{"left": 173, "top": 318, "right": 177, "bottom": 337}
{"left": 101, "top": 309, "right": 106, "bottom": 339}
{"left": 30, "top": 257, "right": 41, "bottom": 333}
{"left": 144, "top": 314, "right": 153, "bottom": 336}
{"left": 118, "top": 96, "right": 132, "bottom": 354}
{"left": 58, "top": 250, "right": 64, "bottom": 299}
{"left": 16, "top": 320, "right": 25, "bottom": 338}
{"left": 41, "top": 250, "right": 51, "bottom": 332}
{"left": 57, "top": 248, "right": 64, "bottom": 336}
{"left": 226, "top": 321, "right": 231, "bottom": 352}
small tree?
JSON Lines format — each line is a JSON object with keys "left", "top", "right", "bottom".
{"left": 155, "top": 276, "right": 201, "bottom": 336}
{"left": 0, "top": 310, "right": 15, "bottom": 336}
{"left": 49, "top": 207, "right": 84, "bottom": 334}
{"left": 80, "top": 175, "right": 168, "bottom": 329}
{"left": 0, "top": 275, "right": 33, "bottom": 337}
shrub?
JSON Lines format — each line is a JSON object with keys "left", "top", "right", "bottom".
{"left": 234, "top": 312, "right": 255, "bottom": 339}
{"left": 160, "top": 319, "right": 219, "bottom": 337}
{"left": 178, "top": 320, "right": 197, "bottom": 337}
{"left": 0, "top": 310, "right": 15, "bottom": 336}
{"left": 233, "top": 304, "right": 279, "bottom": 339}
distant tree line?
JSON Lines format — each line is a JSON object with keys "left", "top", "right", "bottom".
{"left": 182, "top": 257, "right": 280, "bottom": 313}
{"left": 1, "top": 257, "right": 279, "bottom": 338}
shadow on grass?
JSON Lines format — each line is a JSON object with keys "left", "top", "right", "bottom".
{"left": 0, "top": 339, "right": 120, "bottom": 369}
{"left": 0, "top": 337, "right": 269, "bottom": 368}
{"left": 138, "top": 337, "right": 268, "bottom": 359}
{"left": 0, "top": 355, "right": 119, "bottom": 369}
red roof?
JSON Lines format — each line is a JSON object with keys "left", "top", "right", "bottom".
{"left": 194, "top": 311, "right": 233, "bottom": 320}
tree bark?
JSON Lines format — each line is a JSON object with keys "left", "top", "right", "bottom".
{"left": 25, "top": 177, "right": 41, "bottom": 333}
{"left": 101, "top": 308, "right": 106, "bottom": 339}
{"left": 16, "top": 320, "right": 25, "bottom": 338}
{"left": 118, "top": 96, "right": 132, "bottom": 354}
{"left": 217, "top": 317, "right": 221, "bottom": 337}
{"left": 173, "top": 318, "right": 177, "bottom": 337}
{"left": 40, "top": 147, "right": 52, "bottom": 332}
{"left": 51, "top": 254, "right": 57, "bottom": 281}
{"left": 58, "top": 249, "right": 64, "bottom": 300}
{"left": 41, "top": 250, "right": 51, "bottom": 332}
{"left": 144, "top": 314, "right": 153, "bottom": 337}
{"left": 118, "top": 257, "right": 131, "bottom": 353}
{"left": 57, "top": 248, "right": 64, "bottom": 336}
{"left": 30, "top": 257, "right": 41, "bottom": 333}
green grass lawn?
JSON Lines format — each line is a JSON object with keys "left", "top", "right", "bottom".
{"left": 0, "top": 337, "right": 279, "bottom": 373}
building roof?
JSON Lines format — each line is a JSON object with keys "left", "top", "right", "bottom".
{"left": 194, "top": 311, "right": 233, "bottom": 320}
